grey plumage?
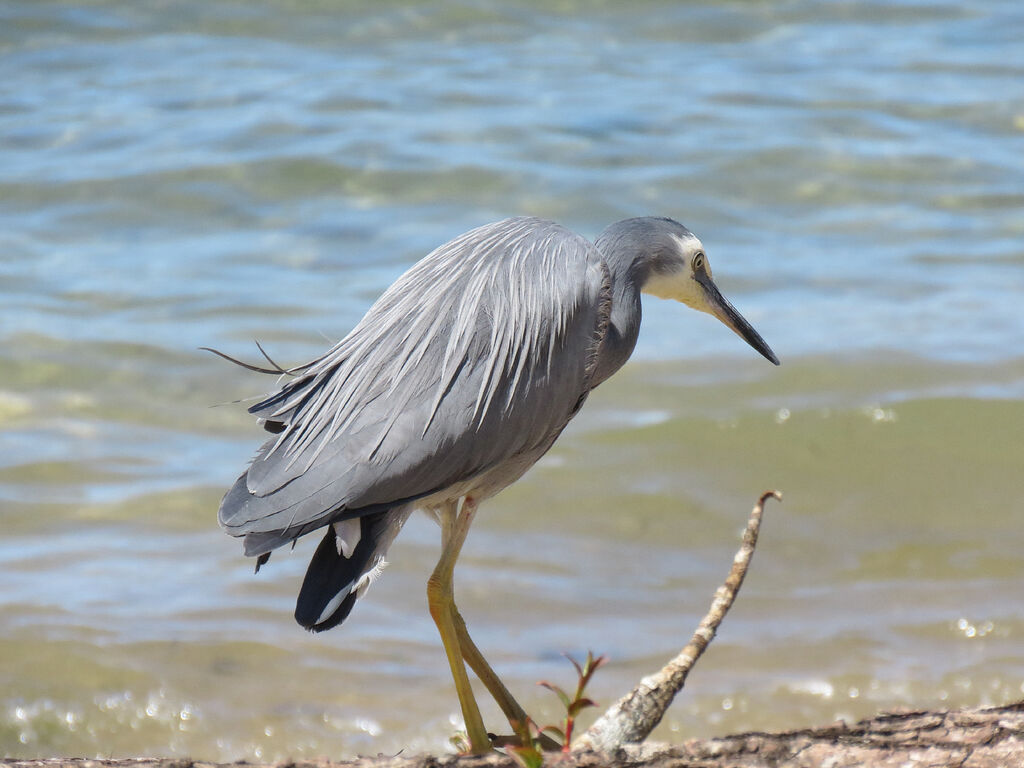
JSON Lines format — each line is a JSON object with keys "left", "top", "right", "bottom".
{"left": 217, "top": 215, "right": 778, "bottom": 632}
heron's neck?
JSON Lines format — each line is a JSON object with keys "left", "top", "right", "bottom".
{"left": 591, "top": 274, "right": 642, "bottom": 387}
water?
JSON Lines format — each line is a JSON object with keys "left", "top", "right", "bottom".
{"left": 2, "top": 0, "right": 1024, "bottom": 760}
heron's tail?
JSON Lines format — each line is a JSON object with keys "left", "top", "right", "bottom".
{"left": 294, "top": 509, "right": 409, "bottom": 632}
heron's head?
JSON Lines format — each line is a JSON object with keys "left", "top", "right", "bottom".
{"left": 599, "top": 217, "right": 779, "bottom": 365}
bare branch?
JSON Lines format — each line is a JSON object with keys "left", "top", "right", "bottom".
{"left": 575, "top": 490, "right": 782, "bottom": 752}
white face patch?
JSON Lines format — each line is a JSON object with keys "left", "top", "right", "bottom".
{"left": 642, "top": 268, "right": 703, "bottom": 307}
{"left": 333, "top": 518, "right": 361, "bottom": 559}
{"left": 640, "top": 235, "right": 712, "bottom": 314}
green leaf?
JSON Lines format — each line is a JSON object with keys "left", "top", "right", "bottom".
{"left": 539, "top": 681, "right": 571, "bottom": 710}
{"left": 449, "top": 732, "right": 470, "bottom": 754}
{"left": 539, "top": 725, "right": 566, "bottom": 743}
{"left": 581, "top": 652, "right": 608, "bottom": 684}
{"left": 507, "top": 745, "right": 545, "bottom": 768}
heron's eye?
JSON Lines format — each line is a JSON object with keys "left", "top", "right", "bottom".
{"left": 692, "top": 253, "right": 706, "bottom": 273}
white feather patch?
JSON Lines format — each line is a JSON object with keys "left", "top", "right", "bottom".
{"left": 354, "top": 559, "right": 389, "bottom": 597}
{"left": 333, "top": 518, "right": 361, "bottom": 559}
{"left": 316, "top": 579, "right": 356, "bottom": 625}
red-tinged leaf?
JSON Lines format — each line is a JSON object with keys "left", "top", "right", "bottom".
{"left": 568, "top": 698, "right": 598, "bottom": 718}
{"left": 567, "top": 653, "right": 584, "bottom": 679}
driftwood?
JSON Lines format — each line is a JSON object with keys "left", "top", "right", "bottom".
{"left": 577, "top": 490, "right": 779, "bottom": 750}
{"left": 5, "top": 703, "right": 1024, "bottom": 768}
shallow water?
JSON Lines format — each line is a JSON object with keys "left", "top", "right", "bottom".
{"left": 2, "top": 0, "right": 1024, "bottom": 760}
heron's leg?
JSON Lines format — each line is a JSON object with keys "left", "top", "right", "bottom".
{"left": 452, "top": 612, "right": 533, "bottom": 746}
{"left": 427, "top": 497, "right": 490, "bottom": 754}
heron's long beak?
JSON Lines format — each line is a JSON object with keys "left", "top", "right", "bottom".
{"left": 696, "top": 272, "right": 780, "bottom": 365}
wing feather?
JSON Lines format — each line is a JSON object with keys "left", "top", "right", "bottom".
{"left": 219, "top": 218, "right": 613, "bottom": 553}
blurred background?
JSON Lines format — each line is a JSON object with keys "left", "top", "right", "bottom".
{"left": 2, "top": 0, "right": 1023, "bottom": 760}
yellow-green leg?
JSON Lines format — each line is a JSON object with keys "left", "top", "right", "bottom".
{"left": 426, "top": 497, "right": 491, "bottom": 754}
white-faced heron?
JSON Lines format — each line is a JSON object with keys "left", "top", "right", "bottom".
{"left": 215, "top": 216, "right": 778, "bottom": 753}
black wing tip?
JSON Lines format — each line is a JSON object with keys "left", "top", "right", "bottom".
{"left": 293, "top": 514, "right": 394, "bottom": 633}
{"left": 296, "top": 592, "right": 358, "bottom": 633}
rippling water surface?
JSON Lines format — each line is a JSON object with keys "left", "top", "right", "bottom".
{"left": 3, "top": 0, "right": 1024, "bottom": 760}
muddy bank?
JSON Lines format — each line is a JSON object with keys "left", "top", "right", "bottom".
{"left": 5, "top": 701, "right": 1024, "bottom": 768}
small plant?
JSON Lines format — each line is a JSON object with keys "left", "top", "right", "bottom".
{"left": 506, "top": 736, "right": 546, "bottom": 768}
{"left": 449, "top": 731, "right": 470, "bottom": 754}
{"left": 507, "top": 650, "right": 608, "bottom": 766}
{"left": 539, "top": 650, "right": 608, "bottom": 750}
